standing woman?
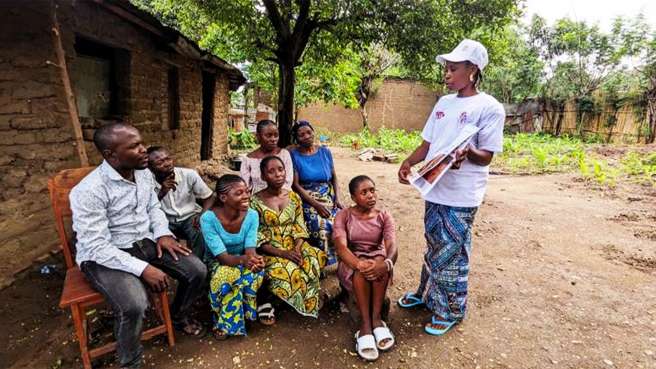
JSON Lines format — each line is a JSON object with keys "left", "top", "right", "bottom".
{"left": 290, "top": 120, "right": 344, "bottom": 266}
{"left": 397, "top": 40, "right": 505, "bottom": 336}
{"left": 200, "top": 175, "right": 266, "bottom": 339}
{"left": 240, "top": 119, "right": 294, "bottom": 194}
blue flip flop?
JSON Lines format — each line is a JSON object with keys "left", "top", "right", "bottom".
{"left": 431, "top": 315, "right": 452, "bottom": 325}
{"left": 424, "top": 318, "right": 457, "bottom": 336}
{"left": 397, "top": 292, "right": 424, "bottom": 308}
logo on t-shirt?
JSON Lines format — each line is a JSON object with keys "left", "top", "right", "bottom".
{"left": 435, "top": 111, "right": 445, "bottom": 120}
{"left": 458, "top": 112, "right": 468, "bottom": 125}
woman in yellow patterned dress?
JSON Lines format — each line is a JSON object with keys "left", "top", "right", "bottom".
{"left": 251, "top": 156, "right": 327, "bottom": 318}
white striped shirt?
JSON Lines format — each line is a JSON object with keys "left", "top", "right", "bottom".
{"left": 70, "top": 160, "right": 173, "bottom": 276}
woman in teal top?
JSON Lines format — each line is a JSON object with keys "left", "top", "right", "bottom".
{"left": 200, "top": 174, "right": 266, "bottom": 339}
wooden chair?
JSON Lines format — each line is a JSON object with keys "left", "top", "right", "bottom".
{"left": 48, "top": 167, "right": 175, "bottom": 369}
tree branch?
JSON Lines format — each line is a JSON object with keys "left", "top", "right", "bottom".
{"left": 262, "top": 0, "right": 290, "bottom": 42}
{"left": 254, "top": 38, "right": 279, "bottom": 56}
{"left": 292, "top": 0, "right": 311, "bottom": 33}
{"left": 289, "top": 0, "right": 314, "bottom": 59}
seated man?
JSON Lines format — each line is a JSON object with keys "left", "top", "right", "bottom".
{"left": 70, "top": 123, "right": 207, "bottom": 369}
{"left": 147, "top": 146, "right": 214, "bottom": 260}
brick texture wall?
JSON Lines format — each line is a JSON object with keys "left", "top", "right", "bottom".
{"left": 0, "top": 1, "right": 232, "bottom": 285}
{"left": 298, "top": 79, "right": 440, "bottom": 133}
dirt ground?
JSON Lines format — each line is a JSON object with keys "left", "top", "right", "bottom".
{"left": 1, "top": 147, "right": 655, "bottom": 369}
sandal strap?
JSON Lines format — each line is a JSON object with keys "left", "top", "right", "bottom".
{"left": 373, "top": 324, "right": 394, "bottom": 342}
{"left": 431, "top": 315, "right": 455, "bottom": 325}
{"left": 373, "top": 322, "right": 394, "bottom": 350}
{"left": 357, "top": 334, "right": 376, "bottom": 347}
{"left": 398, "top": 292, "right": 423, "bottom": 308}
{"left": 257, "top": 303, "right": 275, "bottom": 313}
{"left": 259, "top": 311, "right": 275, "bottom": 318}
{"left": 355, "top": 333, "right": 378, "bottom": 353}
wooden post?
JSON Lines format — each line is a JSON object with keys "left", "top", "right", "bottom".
{"left": 50, "top": 0, "right": 89, "bottom": 166}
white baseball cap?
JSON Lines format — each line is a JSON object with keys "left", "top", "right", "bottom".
{"left": 436, "top": 39, "right": 488, "bottom": 71}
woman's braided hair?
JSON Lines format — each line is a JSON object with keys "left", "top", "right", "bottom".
{"left": 256, "top": 119, "right": 277, "bottom": 134}
{"left": 466, "top": 61, "right": 483, "bottom": 87}
{"left": 214, "top": 174, "right": 245, "bottom": 206}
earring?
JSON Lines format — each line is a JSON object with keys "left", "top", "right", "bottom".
{"left": 469, "top": 74, "right": 475, "bottom": 82}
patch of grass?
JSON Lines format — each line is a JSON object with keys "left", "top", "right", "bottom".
{"left": 339, "top": 128, "right": 422, "bottom": 153}
{"left": 495, "top": 133, "right": 588, "bottom": 174}
{"left": 578, "top": 158, "right": 620, "bottom": 187}
{"left": 620, "top": 152, "right": 656, "bottom": 186}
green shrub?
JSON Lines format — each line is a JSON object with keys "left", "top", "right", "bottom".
{"left": 228, "top": 128, "right": 257, "bottom": 150}
{"left": 495, "top": 133, "right": 587, "bottom": 174}
{"left": 340, "top": 128, "right": 422, "bottom": 153}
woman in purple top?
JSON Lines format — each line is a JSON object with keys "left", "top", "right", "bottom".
{"left": 333, "top": 175, "right": 398, "bottom": 361}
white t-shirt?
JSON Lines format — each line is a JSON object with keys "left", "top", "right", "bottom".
{"left": 420, "top": 92, "right": 505, "bottom": 207}
{"left": 151, "top": 167, "right": 214, "bottom": 223}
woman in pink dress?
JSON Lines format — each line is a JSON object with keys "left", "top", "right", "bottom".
{"left": 333, "top": 175, "right": 398, "bottom": 361}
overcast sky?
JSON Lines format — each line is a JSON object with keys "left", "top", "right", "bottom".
{"left": 523, "top": 0, "right": 656, "bottom": 30}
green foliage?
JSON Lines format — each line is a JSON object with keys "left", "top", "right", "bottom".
{"left": 522, "top": 13, "right": 656, "bottom": 142}
{"left": 135, "top": 0, "right": 520, "bottom": 112}
{"left": 295, "top": 50, "right": 361, "bottom": 109}
{"left": 528, "top": 14, "right": 656, "bottom": 121}
{"left": 496, "top": 133, "right": 653, "bottom": 187}
{"left": 495, "top": 133, "right": 588, "bottom": 174}
{"left": 228, "top": 129, "right": 257, "bottom": 150}
{"left": 620, "top": 152, "right": 656, "bottom": 186}
{"left": 581, "top": 133, "right": 605, "bottom": 144}
{"left": 480, "top": 24, "right": 544, "bottom": 103}
{"left": 333, "top": 129, "right": 653, "bottom": 188}
{"left": 134, "top": 0, "right": 656, "bottom": 144}
{"left": 529, "top": 14, "right": 645, "bottom": 103}
{"left": 389, "top": 0, "right": 520, "bottom": 83}
{"left": 579, "top": 159, "right": 620, "bottom": 187}
{"left": 339, "top": 128, "right": 422, "bottom": 153}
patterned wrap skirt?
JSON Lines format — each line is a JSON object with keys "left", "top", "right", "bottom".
{"left": 208, "top": 263, "right": 264, "bottom": 336}
{"left": 264, "top": 241, "right": 326, "bottom": 317}
{"left": 299, "top": 181, "right": 338, "bottom": 266}
{"left": 416, "top": 202, "right": 478, "bottom": 322}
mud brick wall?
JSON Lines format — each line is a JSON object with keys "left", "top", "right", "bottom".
{"left": 0, "top": 0, "right": 231, "bottom": 286}
{"left": 298, "top": 79, "right": 440, "bottom": 133}
{"left": 211, "top": 77, "right": 230, "bottom": 158}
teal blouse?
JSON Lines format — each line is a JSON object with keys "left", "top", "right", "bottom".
{"left": 200, "top": 209, "right": 259, "bottom": 257}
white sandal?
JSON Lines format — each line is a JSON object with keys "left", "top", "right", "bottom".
{"left": 373, "top": 321, "right": 395, "bottom": 351}
{"left": 257, "top": 303, "right": 276, "bottom": 326}
{"left": 355, "top": 331, "right": 379, "bottom": 361}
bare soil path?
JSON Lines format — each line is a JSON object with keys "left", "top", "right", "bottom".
{"left": 1, "top": 147, "right": 655, "bottom": 369}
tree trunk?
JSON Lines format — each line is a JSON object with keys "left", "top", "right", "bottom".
{"left": 555, "top": 105, "right": 565, "bottom": 137}
{"left": 277, "top": 62, "right": 295, "bottom": 147}
{"left": 242, "top": 84, "right": 250, "bottom": 131}
{"left": 606, "top": 118, "right": 614, "bottom": 144}
{"left": 648, "top": 99, "right": 656, "bottom": 144}
{"left": 360, "top": 104, "right": 369, "bottom": 130}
